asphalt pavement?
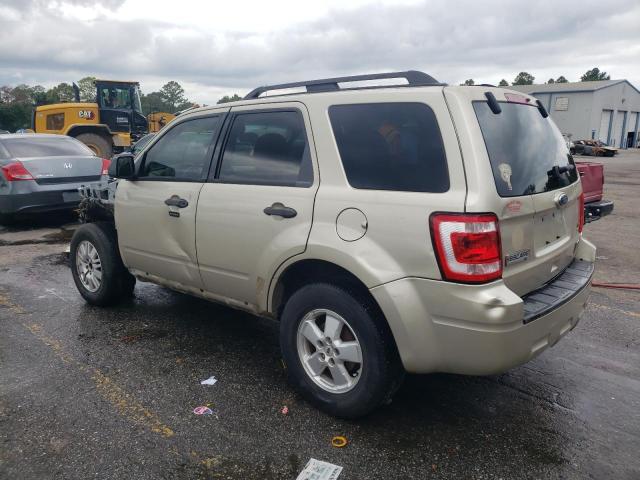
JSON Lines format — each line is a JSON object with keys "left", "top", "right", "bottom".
{"left": 1, "top": 152, "right": 639, "bottom": 480}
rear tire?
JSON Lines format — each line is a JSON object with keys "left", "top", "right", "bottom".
{"left": 70, "top": 222, "right": 135, "bottom": 306}
{"left": 75, "top": 133, "right": 112, "bottom": 158}
{"left": 280, "top": 283, "right": 404, "bottom": 418}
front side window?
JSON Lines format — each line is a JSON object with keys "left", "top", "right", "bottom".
{"left": 140, "top": 116, "right": 219, "bottom": 180}
{"left": 132, "top": 86, "right": 143, "bottom": 113}
{"left": 474, "top": 101, "right": 578, "bottom": 197}
{"left": 329, "top": 103, "right": 449, "bottom": 192}
{"left": 217, "top": 110, "right": 313, "bottom": 187}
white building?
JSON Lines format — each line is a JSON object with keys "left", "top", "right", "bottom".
{"left": 510, "top": 80, "right": 640, "bottom": 149}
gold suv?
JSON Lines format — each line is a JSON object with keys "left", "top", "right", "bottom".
{"left": 70, "top": 71, "right": 596, "bottom": 418}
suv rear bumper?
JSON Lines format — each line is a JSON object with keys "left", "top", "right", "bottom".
{"left": 371, "top": 238, "right": 596, "bottom": 375}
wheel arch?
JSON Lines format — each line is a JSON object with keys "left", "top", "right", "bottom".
{"left": 270, "top": 257, "right": 404, "bottom": 370}
{"left": 66, "top": 124, "right": 113, "bottom": 140}
{"left": 270, "top": 259, "right": 373, "bottom": 316}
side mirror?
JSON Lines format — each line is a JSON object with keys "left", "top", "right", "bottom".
{"left": 109, "top": 154, "right": 136, "bottom": 179}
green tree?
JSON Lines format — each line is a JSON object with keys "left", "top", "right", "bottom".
{"left": 581, "top": 68, "right": 610, "bottom": 81}
{"left": 217, "top": 94, "right": 242, "bottom": 104}
{"left": 512, "top": 72, "right": 535, "bottom": 85}
{"left": 498, "top": 79, "right": 509, "bottom": 87}
{"left": 140, "top": 91, "right": 170, "bottom": 115}
{"left": 9, "top": 84, "right": 34, "bottom": 103}
{"left": 0, "top": 102, "right": 33, "bottom": 131}
{"left": 547, "top": 78, "right": 555, "bottom": 84}
{"left": 555, "top": 76, "right": 569, "bottom": 83}
{"left": 45, "top": 83, "right": 75, "bottom": 103}
{"left": 30, "top": 85, "right": 47, "bottom": 104}
{"left": 159, "top": 81, "right": 188, "bottom": 112}
{"left": 77, "top": 76, "right": 97, "bottom": 102}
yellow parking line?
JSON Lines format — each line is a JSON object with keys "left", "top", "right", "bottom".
{"left": 23, "top": 321, "right": 175, "bottom": 438}
{"left": 0, "top": 287, "right": 240, "bottom": 475}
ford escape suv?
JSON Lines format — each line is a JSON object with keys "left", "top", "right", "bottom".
{"left": 70, "top": 71, "right": 596, "bottom": 418}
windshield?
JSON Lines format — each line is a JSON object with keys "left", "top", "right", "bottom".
{"left": 3, "top": 137, "right": 93, "bottom": 157}
{"left": 132, "top": 133, "right": 154, "bottom": 154}
{"left": 99, "top": 85, "right": 132, "bottom": 110}
{"left": 133, "top": 85, "right": 143, "bottom": 113}
{"left": 474, "top": 101, "right": 578, "bottom": 197}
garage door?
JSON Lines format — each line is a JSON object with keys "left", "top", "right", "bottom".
{"left": 610, "top": 111, "right": 625, "bottom": 147}
{"left": 627, "top": 112, "right": 638, "bottom": 148}
{"left": 599, "top": 110, "right": 612, "bottom": 143}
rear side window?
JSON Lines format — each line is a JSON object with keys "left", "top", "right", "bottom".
{"left": 329, "top": 103, "right": 449, "bottom": 192}
{"left": 46, "top": 113, "right": 65, "bottom": 130}
{"left": 218, "top": 110, "right": 313, "bottom": 187}
{"left": 474, "top": 101, "right": 579, "bottom": 197}
{"left": 141, "top": 116, "right": 219, "bottom": 180}
{"left": 2, "top": 137, "right": 93, "bottom": 157}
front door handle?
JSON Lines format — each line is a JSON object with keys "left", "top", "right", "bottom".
{"left": 263, "top": 202, "right": 297, "bottom": 218}
{"left": 165, "top": 195, "right": 189, "bottom": 208}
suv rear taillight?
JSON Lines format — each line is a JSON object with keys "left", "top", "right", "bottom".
{"left": 430, "top": 213, "right": 502, "bottom": 283}
{"left": 1, "top": 161, "right": 34, "bottom": 181}
{"left": 101, "top": 158, "right": 111, "bottom": 175}
{"left": 578, "top": 192, "right": 585, "bottom": 233}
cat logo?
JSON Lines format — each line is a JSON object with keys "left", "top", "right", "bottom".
{"left": 78, "top": 110, "right": 95, "bottom": 120}
{"left": 64, "top": 162, "right": 73, "bottom": 169}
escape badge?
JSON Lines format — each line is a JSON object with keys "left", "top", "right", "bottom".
{"left": 498, "top": 163, "right": 513, "bottom": 191}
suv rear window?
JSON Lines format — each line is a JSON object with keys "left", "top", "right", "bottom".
{"left": 2, "top": 137, "right": 93, "bottom": 157}
{"left": 329, "top": 103, "right": 449, "bottom": 192}
{"left": 474, "top": 101, "right": 578, "bottom": 197}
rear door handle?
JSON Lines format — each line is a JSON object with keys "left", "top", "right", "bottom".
{"left": 263, "top": 202, "right": 297, "bottom": 218}
{"left": 165, "top": 195, "right": 189, "bottom": 208}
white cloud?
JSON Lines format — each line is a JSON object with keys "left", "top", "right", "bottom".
{"left": 0, "top": 0, "right": 639, "bottom": 104}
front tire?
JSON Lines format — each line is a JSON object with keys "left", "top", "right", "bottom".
{"left": 280, "top": 283, "right": 403, "bottom": 418}
{"left": 70, "top": 222, "right": 135, "bottom": 306}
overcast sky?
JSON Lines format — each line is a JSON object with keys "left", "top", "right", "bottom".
{"left": 0, "top": 0, "right": 639, "bottom": 104}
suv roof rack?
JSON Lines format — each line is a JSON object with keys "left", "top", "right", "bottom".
{"left": 244, "top": 70, "right": 444, "bottom": 99}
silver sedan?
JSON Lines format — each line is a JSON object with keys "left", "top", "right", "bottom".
{"left": 0, "top": 134, "right": 109, "bottom": 223}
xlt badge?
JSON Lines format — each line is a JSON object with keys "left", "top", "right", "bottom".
{"left": 505, "top": 249, "right": 530, "bottom": 266}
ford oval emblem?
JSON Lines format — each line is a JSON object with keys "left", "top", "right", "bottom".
{"left": 555, "top": 193, "right": 569, "bottom": 207}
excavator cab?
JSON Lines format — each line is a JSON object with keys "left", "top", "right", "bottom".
{"left": 95, "top": 80, "right": 147, "bottom": 141}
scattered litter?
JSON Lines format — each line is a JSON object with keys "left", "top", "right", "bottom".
{"left": 193, "top": 406, "right": 213, "bottom": 415}
{"left": 200, "top": 376, "right": 218, "bottom": 386}
{"left": 295, "top": 458, "right": 343, "bottom": 480}
{"left": 331, "top": 436, "right": 348, "bottom": 448}
{"left": 281, "top": 405, "right": 289, "bottom": 415}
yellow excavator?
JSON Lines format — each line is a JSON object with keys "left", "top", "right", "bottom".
{"left": 33, "top": 80, "right": 175, "bottom": 157}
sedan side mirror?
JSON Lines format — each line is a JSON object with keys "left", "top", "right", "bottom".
{"left": 109, "top": 154, "right": 136, "bottom": 179}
